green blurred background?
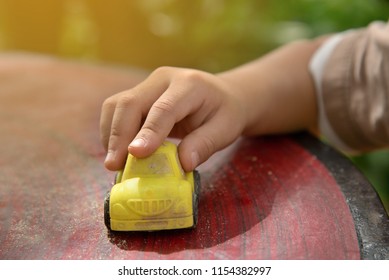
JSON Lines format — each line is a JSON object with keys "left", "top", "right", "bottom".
{"left": 0, "top": 0, "right": 388, "bottom": 212}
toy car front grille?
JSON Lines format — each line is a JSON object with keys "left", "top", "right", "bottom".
{"left": 127, "top": 199, "right": 173, "bottom": 216}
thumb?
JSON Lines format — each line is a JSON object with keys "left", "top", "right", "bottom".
{"left": 178, "top": 116, "right": 242, "bottom": 171}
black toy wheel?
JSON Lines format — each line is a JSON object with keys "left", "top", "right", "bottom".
{"left": 192, "top": 170, "right": 201, "bottom": 228}
{"left": 104, "top": 191, "right": 111, "bottom": 230}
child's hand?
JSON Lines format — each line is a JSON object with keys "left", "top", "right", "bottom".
{"left": 101, "top": 40, "right": 323, "bottom": 172}
{"left": 100, "top": 66, "right": 246, "bottom": 172}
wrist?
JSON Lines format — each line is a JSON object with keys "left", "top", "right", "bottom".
{"left": 218, "top": 39, "right": 324, "bottom": 137}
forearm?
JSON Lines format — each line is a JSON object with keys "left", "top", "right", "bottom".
{"left": 218, "top": 37, "right": 327, "bottom": 136}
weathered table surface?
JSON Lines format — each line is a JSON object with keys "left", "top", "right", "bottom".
{"left": 0, "top": 54, "right": 388, "bottom": 259}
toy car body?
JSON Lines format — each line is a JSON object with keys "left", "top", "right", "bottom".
{"left": 104, "top": 141, "right": 200, "bottom": 231}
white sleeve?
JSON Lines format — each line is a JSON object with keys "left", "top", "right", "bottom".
{"left": 309, "top": 32, "right": 357, "bottom": 153}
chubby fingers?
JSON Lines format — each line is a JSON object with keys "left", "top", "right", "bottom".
{"left": 101, "top": 67, "right": 207, "bottom": 170}
{"left": 100, "top": 69, "right": 169, "bottom": 170}
{"left": 127, "top": 72, "right": 207, "bottom": 159}
{"left": 100, "top": 66, "right": 245, "bottom": 172}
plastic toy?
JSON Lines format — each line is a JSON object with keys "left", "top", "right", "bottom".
{"left": 104, "top": 141, "right": 200, "bottom": 231}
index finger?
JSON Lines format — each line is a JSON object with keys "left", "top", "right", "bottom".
{"left": 128, "top": 82, "right": 205, "bottom": 158}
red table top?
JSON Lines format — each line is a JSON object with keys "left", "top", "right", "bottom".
{"left": 0, "top": 54, "right": 387, "bottom": 259}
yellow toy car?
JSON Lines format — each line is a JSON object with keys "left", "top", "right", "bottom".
{"left": 104, "top": 141, "right": 200, "bottom": 231}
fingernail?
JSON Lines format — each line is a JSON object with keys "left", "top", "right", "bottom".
{"left": 191, "top": 151, "right": 200, "bottom": 170}
{"left": 105, "top": 150, "right": 116, "bottom": 164}
{"left": 129, "top": 138, "right": 146, "bottom": 148}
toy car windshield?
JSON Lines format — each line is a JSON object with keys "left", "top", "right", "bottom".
{"left": 127, "top": 154, "right": 176, "bottom": 178}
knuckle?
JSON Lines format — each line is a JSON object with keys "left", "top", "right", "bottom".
{"left": 141, "top": 123, "right": 160, "bottom": 137}
{"left": 107, "top": 127, "right": 122, "bottom": 151}
{"left": 142, "top": 115, "right": 165, "bottom": 136}
{"left": 173, "top": 69, "right": 211, "bottom": 95}
{"left": 198, "top": 135, "right": 217, "bottom": 158}
{"left": 110, "top": 125, "right": 122, "bottom": 138}
{"left": 104, "top": 127, "right": 122, "bottom": 152}
{"left": 142, "top": 107, "right": 175, "bottom": 137}
{"left": 102, "top": 96, "right": 117, "bottom": 110}
{"left": 152, "top": 98, "right": 175, "bottom": 116}
{"left": 152, "top": 66, "right": 174, "bottom": 76}
{"left": 180, "top": 69, "right": 208, "bottom": 84}
{"left": 116, "top": 94, "right": 138, "bottom": 109}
